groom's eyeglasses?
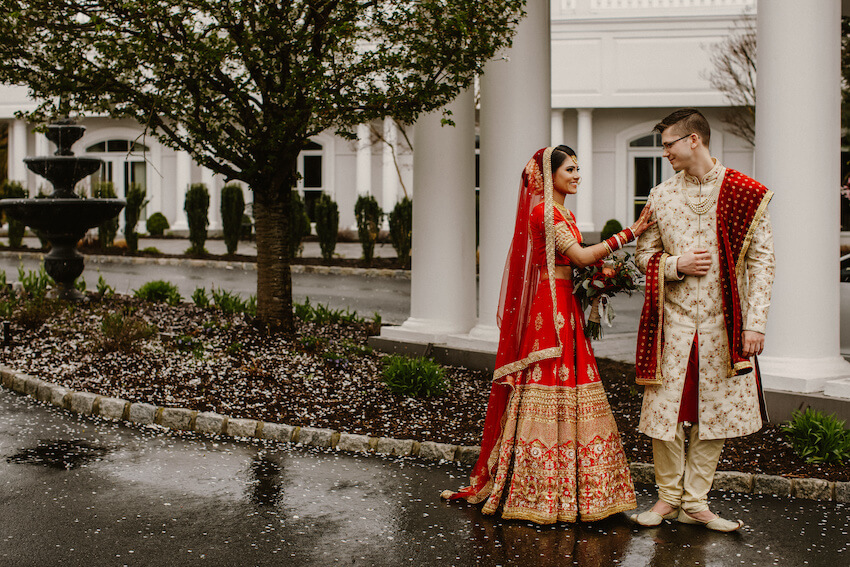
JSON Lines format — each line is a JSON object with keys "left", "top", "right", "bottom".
{"left": 661, "top": 134, "right": 692, "bottom": 151}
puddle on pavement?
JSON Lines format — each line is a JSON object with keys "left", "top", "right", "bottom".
{"left": 6, "top": 439, "right": 111, "bottom": 470}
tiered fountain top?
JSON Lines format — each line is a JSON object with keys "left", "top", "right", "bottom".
{"left": 24, "top": 121, "right": 102, "bottom": 198}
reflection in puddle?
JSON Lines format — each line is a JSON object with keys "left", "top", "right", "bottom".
{"left": 6, "top": 439, "right": 111, "bottom": 470}
{"left": 247, "top": 453, "right": 283, "bottom": 507}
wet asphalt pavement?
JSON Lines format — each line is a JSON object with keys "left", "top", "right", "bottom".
{"left": 2, "top": 388, "right": 848, "bottom": 567}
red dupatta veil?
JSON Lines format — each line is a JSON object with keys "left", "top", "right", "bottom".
{"left": 443, "top": 147, "right": 564, "bottom": 503}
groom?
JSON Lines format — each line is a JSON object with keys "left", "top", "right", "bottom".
{"left": 632, "top": 108, "right": 774, "bottom": 532}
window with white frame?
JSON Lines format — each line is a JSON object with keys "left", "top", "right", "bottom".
{"left": 628, "top": 133, "right": 673, "bottom": 222}
{"left": 85, "top": 139, "right": 149, "bottom": 200}
{"left": 298, "top": 140, "right": 323, "bottom": 221}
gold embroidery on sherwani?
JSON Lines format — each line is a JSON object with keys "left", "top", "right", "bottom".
{"left": 556, "top": 313, "right": 566, "bottom": 332}
{"left": 559, "top": 365, "right": 570, "bottom": 382}
{"left": 535, "top": 312, "right": 543, "bottom": 331}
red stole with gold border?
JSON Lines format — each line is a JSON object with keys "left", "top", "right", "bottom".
{"left": 636, "top": 169, "right": 773, "bottom": 385}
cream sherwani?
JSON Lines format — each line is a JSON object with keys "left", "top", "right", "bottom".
{"left": 635, "top": 160, "right": 775, "bottom": 443}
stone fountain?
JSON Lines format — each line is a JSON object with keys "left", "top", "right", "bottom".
{"left": 0, "top": 121, "right": 125, "bottom": 300}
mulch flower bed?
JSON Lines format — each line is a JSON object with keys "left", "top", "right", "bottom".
{"left": 1, "top": 294, "right": 847, "bottom": 483}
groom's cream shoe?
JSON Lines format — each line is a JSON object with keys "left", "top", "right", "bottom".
{"left": 630, "top": 507, "right": 679, "bottom": 526}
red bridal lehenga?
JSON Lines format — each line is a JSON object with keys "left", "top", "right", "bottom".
{"left": 442, "top": 147, "right": 636, "bottom": 524}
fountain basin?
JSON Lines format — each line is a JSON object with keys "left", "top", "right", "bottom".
{"left": 0, "top": 198, "right": 125, "bottom": 236}
{"left": 23, "top": 157, "right": 103, "bottom": 198}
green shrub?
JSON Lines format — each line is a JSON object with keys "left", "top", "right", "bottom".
{"left": 782, "top": 408, "right": 850, "bottom": 464}
{"left": 100, "top": 310, "right": 156, "bottom": 353}
{"left": 354, "top": 194, "right": 383, "bottom": 263}
{"left": 141, "top": 246, "right": 162, "bottom": 255}
{"left": 1, "top": 181, "right": 27, "bottom": 247}
{"left": 133, "top": 280, "right": 182, "bottom": 305}
{"left": 314, "top": 193, "right": 339, "bottom": 260}
{"left": 17, "top": 263, "right": 53, "bottom": 298}
{"left": 600, "top": 219, "right": 623, "bottom": 242}
{"left": 388, "top": 196, "right": 412, "bottom": 266}
{"left": 191, "top": 287, "right": 210, "bottom": 308}
{"left": 210, "top": 287, "right": 256, "bottom": 316}
{"left": 13, "top": 296, "right": 58, "bottom": 330}
{"left": 288, "top": 190, "right": 311, "bottom": 258}
{"left": 124, "top": 183, "right": 149, "bottom": 252}
{"left": 145, "top": 212, "right": 169, "bottom": 236}
{"left": 93, "top": 181, "right": 118, "bottom": 248}
{"left": 381, "top": 355, "right": 447, "bottom": 397}
{"left": 220, "top": 183, "right": 245, "bottom": 255}
{"left": 184, "top": 183, "right": 210, "bottom": 255}
{"left": 293, "top": 297, "right": 357, "bottom": 325}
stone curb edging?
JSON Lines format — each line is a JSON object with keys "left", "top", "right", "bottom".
{"left": 2, "top": 365, "right": 848, "bottom": 504}
{"left": 0, "top": 250, "right": 411, "bottom": 280}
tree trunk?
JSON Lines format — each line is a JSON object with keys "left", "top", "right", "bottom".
{"left": 252, "top": 174, "right": 294, "bottom": 334}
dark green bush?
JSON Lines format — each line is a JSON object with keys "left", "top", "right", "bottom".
{"left": 1, "top": 181, "right": 27, "bottom": 247}
{"left": 381, "top": 355, "right": 447, "bottom": 397}
{"left": 145, "top": 212, "right": 170, "bottom": 236}
{"left": 13, "top": 296, "right": 59, "bottom": 330}
{"left": 600, "top": 219, "right": 623, "bottom": 242}
{"left": 184, "top": 183, "right": 210, "bottom": 255}
{"left": 288, "top": 190, "right": 311, "bottom": 258}
{"left": 221, "top": 183, "right": 245, "bottom": 255}
{"left": 782, "top": 408, "right": 850, "bottom": 464}
{"left": 100, "top": 310, "right": 156, "bottom": 353}
{"left": 133, "top": 280, "right": 182, "bottom": 305}
{"left": 124, "top": 183, "right": 149, "bottom": 252}
{"left": 93, "top": 181, "right": 118, "bottom": 248}
{"left": 388, "top": 196, "right": 412, "bottom": 266}
{"left": 211, "top": 287, "right": 255, "bottom": 315}
{"left": 355, "top": 194, "right": 383, "bottom": 263}
{"left": 314, "top": 193, "right": 339, "bottom": 260}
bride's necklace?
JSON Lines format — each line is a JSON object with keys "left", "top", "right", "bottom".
{"left": 683, "top": 176, "right": 720, "bottom": 215}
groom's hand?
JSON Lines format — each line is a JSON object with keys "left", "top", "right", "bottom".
{"left": 742, "top": 330, "right": 765, "bottom": 358}
{"left": 677, "top": 249, "right": 711, "bottom": 277}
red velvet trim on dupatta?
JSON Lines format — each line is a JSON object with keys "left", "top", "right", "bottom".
{"left": 716, "top": 169, "right": 773, "bottom": 375}
{"left": 636, "top": 252, "right": 667, "bottom": 385}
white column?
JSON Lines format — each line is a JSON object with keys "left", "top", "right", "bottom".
{"left": 551, "top": 109, "right": 564, "bottom": 147}
{"left": 380, "top": 90, "right": 477, "bottom": 344}
{"left": 172, "top": 150, "right": 192, "bottom": 231}
{"left": 148, "top": 142, "right": 163, "bottom": 222}
{"left": 202, "top": 166, "right": 220, "bottom": 230}
{"left": 8, "top": 119, "right": 27, "bottom": 184}
{"left": 34, "top": 132, "right": 49, "bottom": 156}
{"left": 381, "top": 117, "right": 398, "bottom": 227}
{"left": 454, "top": 0, "right": 551, "bottom": 349}
{"left": 755, "top": 0, "right": 850, "bottom": 396}
{"left": 356, "top": 123, "right": 372, "bottom": 196}
{"left": 575, "top": 108, "right": 595, "bottom": 232}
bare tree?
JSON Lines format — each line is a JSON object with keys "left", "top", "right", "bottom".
{"left": 705, "top": 16, "right": 756, "bottom": 146}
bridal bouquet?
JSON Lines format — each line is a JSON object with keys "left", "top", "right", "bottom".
{"left": 573, "top": 253, "right": 641, "bottom": 340}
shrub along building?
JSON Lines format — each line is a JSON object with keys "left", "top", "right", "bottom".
{"left": 2, "top": 1, "right": 850, "bottom": 411}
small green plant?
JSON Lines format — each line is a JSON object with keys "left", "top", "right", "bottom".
{"left": 185, "top": 183, "right": 210, "bottom": 255}
{"left": 18, "top": 263, "right": 53, "bottom": 298}
{"left": 145, "top": 212, "right": 170, "bottom": 236}
{"left": 600, "top": 219, "right": 624, "bottom": 242}
{"left": 133, "top": 280, "right": 182, "bottom": 305}
{"left": 75, "top": 277, "right": 86, "bottom": 292}
{"left": 93, "top": 181, "right": 118, "bottom": 248}
{"left": 314, "top": 193, "right": 339, "bottom": 260}
{"left": 1, "top": 180, "right": 28, "bottom": 247}
{"left": 340, "top": 339, "right": 372, "bottom": 357}
{"left": 381, "top": 355, "right": 448, "bottom": 397}
{"left": 13, "top": 296, "right": 58, "bottom": 330}
{"left": 388, "top": 196, "right": 412, "bottom": 266}
{"left": 298, "top": 334, "right": 328, "bottom": 353}
{"left": 124, "top": 183, "right": 149, "bottom": 252}
{"left": 225, "top": 341, "right": 243, "bottom": 356}
{"left": 288, "top": 190, "right": 311, "bottom": 258}
{"left": 100, "top": 310, "right": 156, "bottom": 353}
{"left": 782, "top": 408, "right": 850, "bottom": 464}
{"left": 211, "top": 287, "right": 248, "bottom": 314}
{"left": 192, "top": 287, "right": 211, "bottom": 308}
{"left": 355, "top": 194, "right": 384, "bottom": 263}
{"left": 174, "top": 334, "right": 205, "bottom": 358}
{"left": 96, "top": 274, "right": 115, "bottom": 297}
{"left": 221, "top": 183, "right": 245, "bottom": 255}
{"left": 141, "top": 246, "right": 162, "bottom": 255}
